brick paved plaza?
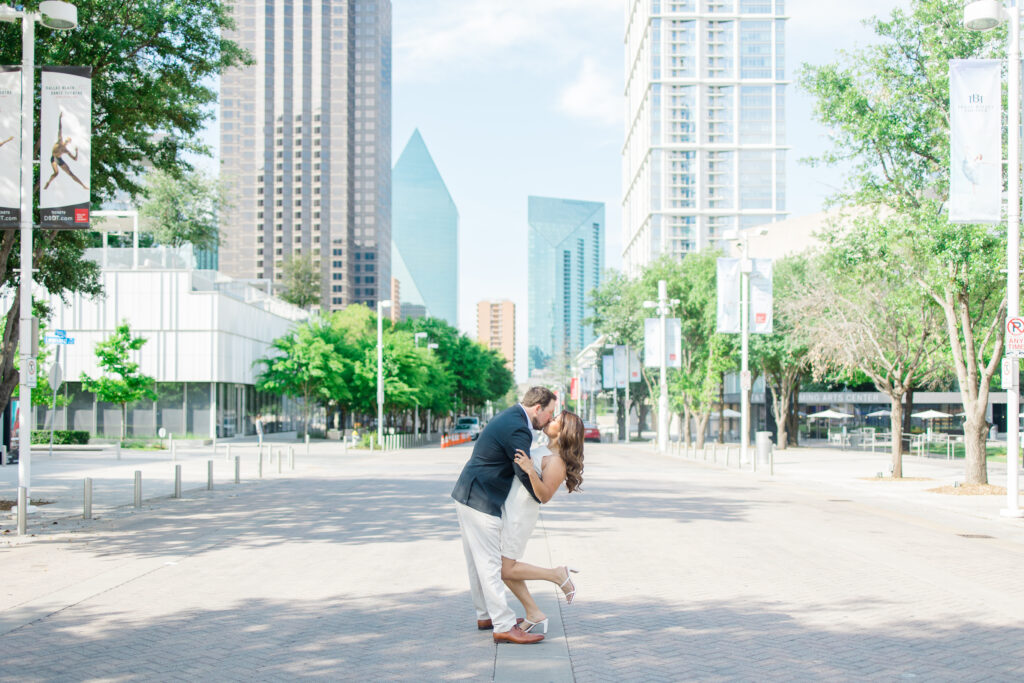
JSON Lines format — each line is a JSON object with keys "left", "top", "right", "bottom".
{"left": 1, "top": 439, "right": 1023, "bottom": 681}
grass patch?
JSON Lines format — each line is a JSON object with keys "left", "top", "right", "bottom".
{"left": 0, "top": 499, "right": 53, "bottom": 511}
{"left": 858, "top": 476, "right": 932, "bottom": 482}
{"left": 926, "top": 484, "right": 1006, "bottom": 496}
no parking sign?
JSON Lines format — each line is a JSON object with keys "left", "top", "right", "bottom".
{"left": 1007, "top": 317, "right": 1024, "bottom": 358}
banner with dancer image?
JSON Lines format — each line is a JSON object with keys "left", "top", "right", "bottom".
{"left": 39, "top": 66, "right": 91, "bottom": 228}
{"left": 0, "top": 67, "right": 20, "bottom": 228}
{"left": 949, "top": 59, "right": 1001, "bottom": 224}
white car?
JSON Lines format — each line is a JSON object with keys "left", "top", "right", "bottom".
{"left": 453, "top": 417, "right": 481, "bottom": 440}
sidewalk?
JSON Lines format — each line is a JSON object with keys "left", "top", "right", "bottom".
{"left": 1, "top": 439, "right": 1024, "bottom": 680}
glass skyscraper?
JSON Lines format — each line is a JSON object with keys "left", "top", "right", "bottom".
{"left": 219, "top": 0, "right": 392, "bottom": 310}
{"left": 622, "top": 0, "right": 787, "bottom": 276}
{"left": 528, "top": 196, "right": 604, "bottom": 375}
{"left": 391, "top": 129, "right": 458, "bottom": 326}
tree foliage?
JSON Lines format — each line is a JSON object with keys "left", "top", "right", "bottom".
{"left": 279, "top": 253, "right": 321, "bottom": 310}
{"left": 139, "top": 168, "right": 228, "bottom": 252}
{"left": 80, "top": 321, "right": 157, "bottom": 439}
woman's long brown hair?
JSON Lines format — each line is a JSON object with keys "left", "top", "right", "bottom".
{"left": 554, "top": 411, "right": 584, "bottom": 493}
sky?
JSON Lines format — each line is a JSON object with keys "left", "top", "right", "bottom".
{"left": 390, "top": 0, "right": 911, "bottom": 381}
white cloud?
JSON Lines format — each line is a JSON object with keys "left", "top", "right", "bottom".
{"left": 558, "top": 57, "right": 621, "bottom": 126}
{"left": 394, "top": 0, "right": 621, "bottom": 80}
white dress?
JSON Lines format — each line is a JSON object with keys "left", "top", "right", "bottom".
{"left": 500, "top": 437, "right": 549, "bottom": 560}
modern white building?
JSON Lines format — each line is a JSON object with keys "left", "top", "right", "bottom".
{"left": 622, "top": 0, "right": 788, "bottom": 275}
{"left": 33, "top": 244, "right": 308, "bottom": 440}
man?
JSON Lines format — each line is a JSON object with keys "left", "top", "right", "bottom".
{"left": 451, "top": 386, "right": 558, "bottom": 644}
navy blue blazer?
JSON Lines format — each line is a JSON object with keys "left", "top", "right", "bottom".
{"left": 451, "top": 405, "right": 540, "bottom": 517}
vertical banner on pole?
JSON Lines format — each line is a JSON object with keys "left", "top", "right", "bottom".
{"left": 613, "top": 345, "right": 627, "bottom": 388}
{"left": 602, "top": 355, "right": 615, "bottom": 389}
{"left": 717, "top": 257, "right": 741, "bottom": 333}
{"left": 570, "top": 377, "right": 579, "bottom": 400}
{"left": 644, "top": 318, "right": 682, "bottom": 368}
{"left": 39, "top": 66, "right": 91, "bottom": 228}
{"left": 949, "top": 59, "right": 1001, "bottom": 224}
{"left": 750, "top": 258, "right": 773, "bottom": 334}
{"left": 0, "top": 67, "right": 20, "bottom": 228}
{"left": 628, "top": 348, "right": 641, "bottom": 382}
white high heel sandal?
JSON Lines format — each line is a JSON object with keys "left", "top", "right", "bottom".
{"left": 559, "top": 566, "right": 580, "bottom": 604}
{"left": 522, "top": 617, "right": 549, "bottom": 634}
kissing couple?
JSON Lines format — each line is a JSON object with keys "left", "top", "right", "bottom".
{"left": 451, "top": 386, "right": 586, "bottom": 644}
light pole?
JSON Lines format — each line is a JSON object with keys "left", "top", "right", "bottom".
{"left": 643, "top": 280, "right": 678, "bottom": 454}
{"left": 964, "top": 0, "right": 1024, "bottom": 517}
{"left": 0, "top": 2, "right": 78, "bottom": 517}
{"left": 376, "top": 299, "right": 392, "bottom": 447}
{"left": 605, "top": 343, "right": 619, "bottom": 440}
{"left": 413, "top": 332, "right": 428, "bottom": 437}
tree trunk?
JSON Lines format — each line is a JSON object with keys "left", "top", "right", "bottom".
{"left": 787, "top": 375, "right": 801, "bottom": 446}
{"left": 888, "top": 395, "right": 905, "bottom": 479}
{"left": 963, "top": 410, "right": 989, "bottom": 484}
{"left": 694, "top": 412, "right": 710, "bottom": 449}
{"left": 121, "top": 402, "right": 127, "bottom": 440}
{"left": 717, "top": 373, "right": 725, "bottom": 444}
{"left": 682, "top": 406, "right": 692, "bottom": 446}
{"left": 638, "top": 402, "right": 648, "bottom": 439}
{"left": 901, "top": 385, "right": 914, "bottom": 457}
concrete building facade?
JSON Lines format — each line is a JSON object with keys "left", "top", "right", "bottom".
{"left": 477, "top": 300, "right": 515, "bottom": 375}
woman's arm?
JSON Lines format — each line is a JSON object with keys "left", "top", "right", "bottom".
{"left": 513, "top": 449, "right": 565, "bottom": 503}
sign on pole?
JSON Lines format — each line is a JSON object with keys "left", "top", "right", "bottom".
{"left": 949, "top": 59, "right": 1002, "bottom": 224}
{"left": 750, "top": 258, "right": 773, "bottom": 334}
{"left": 39, "top": 66, "right": 92, "bottom": 228}
{"left": 613, "top": 345, "right": 627, "bottom": 388}
{"left": 717, "top": 257, "right": 741, "bottom": 333}
{"left": 602, "top": 354, "right": 615, "bottom": 389}
{"left": 643, "top": 318, "right": 681, "bottom": 368}
{"left": 1007, "top": 317, "right": 1024, "bottom": 358}
{"left": 0, "top": 66, "right": 20, "bottom": 228}
{"left": 25, "top": 357, "right": 36, "bottom": 389}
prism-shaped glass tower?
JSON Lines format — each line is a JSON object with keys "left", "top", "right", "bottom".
{"left": 392, "top": 129, "right": 458, "bottom": 326}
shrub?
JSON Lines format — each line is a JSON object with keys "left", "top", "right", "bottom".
{"left": 31, "top": 430, "right": 90, "bottom": 445}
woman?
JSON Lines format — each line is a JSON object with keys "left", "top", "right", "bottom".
{"left": 500, "top": 410, "right": 585, "bottom": 634}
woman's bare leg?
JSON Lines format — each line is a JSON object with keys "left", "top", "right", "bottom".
{"left": 503, "top": 577, "right": 545, "bottom": 622}
{"left": 43, "top": 161, "right": 59, "bottom": 189}
{"left": 501, "top": 557, "right": 574, "bottom": 600}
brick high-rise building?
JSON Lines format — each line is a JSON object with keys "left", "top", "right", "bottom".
{"left": 477, "top": 300, "right": 516, "bottom": 376}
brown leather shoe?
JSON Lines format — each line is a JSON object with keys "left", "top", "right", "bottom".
{"left": 493, "top": 625, "right": 544, "bottom": 644}
{"left": 478, "top": 618, "right": 524, "bottom": 630}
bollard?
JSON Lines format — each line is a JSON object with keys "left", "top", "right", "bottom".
{"left": 305, "top": 433, "right": 310, "bottom": 459}
{"left": 17, "top": 486, "right": 26, "bottom": 535}
{"left": 278, "top": 449, "right": 283, "bottom": 474}
{"left": 713, "top": 444, "right": 718, "bottom": 462}
{"left": 174, "top": 464, "right": 182, "bottom": 498}
{"left": 117, "top": 441, "right": 122, "bottom": 461}
{"left": 770, "top": 444, "right": 775, "bottom": 476}
{"left": 226, "top": 443, "right": 232, "bottom": 463}
{"left": 289, "top": 446, "right": 295, "bottom": 470}
{"left": 725, "top": 446, "right": 731, "bottom": 467}
{"left": 1, "top": 444, "right": 6, "bottom": 465}
{"left": 234, "top": 455, "right": 240, "bottom": 484}
{"left": 207, "top": 460, "right": 214, "bottom": 490}
{"left": 171, "top": 439, "right": 176, "bottom": 462}
{"left": 134, "top": 471, "right": 142, "bottom": 508}
{"left": 84, "top": 478, "right": 93, "bottom": 520}
{"left": 258, "top": 447, "right": 263, "bottom": 478}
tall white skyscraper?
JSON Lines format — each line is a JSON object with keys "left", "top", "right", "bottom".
{"left": 622, "top": 0, "right": 787, "bottom": 276}
{"left": 219, "top": 0, "right": 391, "bottom": 310}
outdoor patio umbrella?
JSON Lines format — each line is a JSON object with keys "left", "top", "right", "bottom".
{"left": 912, "top": 409, "right": 953, "bottom": 435}
{"left": 807, "top": 409, "right": 853, "bottom": 419}
{"left": 866, "top": 409, "right": 891, "bottom": 418}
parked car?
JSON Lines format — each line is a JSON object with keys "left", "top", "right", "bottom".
{"left": 583, "top": 422, "right": 601, "bottom": 442}
{"left": 453, "top": 416, "right": 481, "bottom": 440}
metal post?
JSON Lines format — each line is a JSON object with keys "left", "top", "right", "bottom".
{"left": 1, "top": 445, "right": 7, "bottom": 466}
{"left": 116, "top": 440, "right": 121, "bottom": 460}
{"left": 234, "top": 455, "right": 240, "bottom": 484}
{"left": 83, "top": 477, "right": 92, "bottom": 520}
{"left": 174, "top": 464, "right": 181, "bottom": 498}
{"left": 207, "top": 460, "right": 213, "bottom": 490}
{"left": 305, "top": 432, "right": 310, "bottom": 459}
{"left": 289, "top": 445, "right": 295, "bottom": 470}
{"left": 17, "top": 12, "right": 35, "bottom": 504}
{"left": 134, "top": 470, "right": 142, "bottom": 507}
{"left": 278, "top": 449, "right": 283, "bottom": 473}
{"left": 1006, "top": 6, "right": 1023, "bottom": 518}
{"left": 741, "top": 235, "right": 751, "bottom": 468}
{"left": 17, "top": 486, "right": 26, "bottom": 535}
{"left": 258, "top": 446, "right": 263, "bottom": 478}
{"left": 625, "top": 343, "right": 631, "bottom": 443}
{"left": 170, "top": 434, "right": 175, "bottom": 461}
{"left": 377, "top": 300, "right": 387, "bottom": 448}
{"left": 226, "top": 442, "right": 231, "bottom": 463}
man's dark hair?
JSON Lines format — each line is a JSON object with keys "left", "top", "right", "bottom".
{"left": 522, "top": 386, "right": 557, "bottom": 408}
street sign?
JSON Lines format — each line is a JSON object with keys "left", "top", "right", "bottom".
{"left": 48, "top": 362, "right": 62, "bottom": 388}
{"left": 54, "top": 329, "right": 65, "bottom": 338}
{"left": 1007, "top": 317, "right": 1024, "bottom": 358}
{"left": 25, "top": 358, "right": 36, "bottom": 389}
{"left": 44, "top": 335, "right": 74, "bottom": 345}
{"left": 740, "top": 370, "right": 752, "bottom": 392}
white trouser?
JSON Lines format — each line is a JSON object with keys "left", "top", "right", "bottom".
{"left": 454, "top": 501, "right": 516, "bottom": 632}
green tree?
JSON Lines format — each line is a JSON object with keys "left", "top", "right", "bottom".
{"left": 0, "top": 0, "right": 251, "bottom": 422}
{"left": 80, "top": 321, "right": 157, "bottom": 439}
{"left": 279, "top": 253, "right": 321, "bottom": 310}
{"left": 254, "top": 317, "right": 349, "bottom": 438}
{"left": 800, "top": 0, "right": 1005, "bottom": 483}
{"left": 139, "top": 168, "right": 229, "bottom": 252}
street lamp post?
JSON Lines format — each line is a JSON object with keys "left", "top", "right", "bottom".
{"left": 964, "top": 0, "right": 1024, "bottom": 517}
{"left": 413, "top": 332, "right": 428, "bottom": 438}
{"left": 376, "top": 299, "right": 392, "bottom": 448}
{"left": 643, "top": 280, "right": 678, "bottom": 454}
{"left": 0, "top": 2, "right": 78, "bottom": 526}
